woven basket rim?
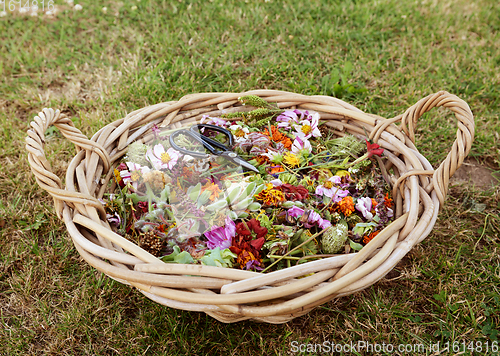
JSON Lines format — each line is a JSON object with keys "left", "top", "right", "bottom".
{"left": 25, "top": 90, "right": 474, "bottom": 323}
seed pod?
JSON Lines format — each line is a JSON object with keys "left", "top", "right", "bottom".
{"left": 282, "top": 201, "right": 295, "bottom": 208}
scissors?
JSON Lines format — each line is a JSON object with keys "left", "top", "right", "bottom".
{"left": 169, "top": 124, "right": 259, "bottom": 173}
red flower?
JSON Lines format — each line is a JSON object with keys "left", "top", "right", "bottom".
{"left": 230, "top": 219, "right": 268, "bottom": 270}
{"left": 276, "top": 184, "right": 309, "bottom": 201}
{"left": 366, "top": 139, "right": 384, "bottom": 157}
{"left": 236, "top": 219, "right": 268, "bottom": 239}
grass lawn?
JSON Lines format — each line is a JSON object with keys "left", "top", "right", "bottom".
{"left": 1, "top": 0, "right": 499, "bottom": 354}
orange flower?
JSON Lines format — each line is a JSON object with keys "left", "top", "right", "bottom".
{"left": 384, "top": 193, "right": 393, "bottom": 208}
{"left": 254, "top": 183, "right": 285, "bottom": 206}
{"left": 371, "top": 198, "right": 378, "bottom": 208}
{"left": 236, "top": 250, "right": 262, "bottom": 270}
{"left": 268, "top": 165, "right": 285, "bottom": 175}
{"left": 337, "top": 196, "right": 355, "bottom": 216}
{"left": 202, "top": 182, "right": 222, "bottom": 202}
{"left": 363, "top": 230, "right": 379, "bottom": 244}
{"left": 254, "top": 155, "right": 270, "bottom": 165}
{"left": 263, "top": 125, "right": 293, "bottom": 150}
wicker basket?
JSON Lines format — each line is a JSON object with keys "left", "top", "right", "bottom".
{"left": 25, "top": 90, "right": 474, "bottom": 323}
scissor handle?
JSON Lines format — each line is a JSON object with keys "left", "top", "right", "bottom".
{"left": 191, "top": 124, "right": 234, "bottom": 149}
{"left": 169, "top": 124, "right": 234, "bottom": 157}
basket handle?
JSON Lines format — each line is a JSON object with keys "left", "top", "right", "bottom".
{"left": 25, "top": 108, "right": 110, "bottom": 218}
{"left": 398, "top": 91, "right": 475, "bottom": 203}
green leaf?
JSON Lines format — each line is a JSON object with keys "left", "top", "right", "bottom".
{"left": 349, "top": 239, "right": 364, "bottom": 251}
{"left": 201, "top": 247, "right": 236, "bottom": 268}
{"left": 160, "top": 246, "right": 194, "bottom": 264}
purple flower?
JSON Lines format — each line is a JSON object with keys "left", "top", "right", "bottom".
{"left": 355, "top": 197, "right": 374, "bottom": 220}
{"left": 287, "top": 207, "right": 332, "bottom": 230}
{"left": 269, "top": 178, "right": 283, "bottom": 187}
{"left": 245, "top": 259, "right": 264, "bottom": 271}
{"left": 304, "top": 211, "right": 332, "bottom": 229}
{"left": 205, "top": 217, "right": 236, "bottom": 250}
{"left": 315, "top": 176, "right": 349, "bottom": 202}
{"left": 287, "top": 206, "right": 305, "bottom": 218}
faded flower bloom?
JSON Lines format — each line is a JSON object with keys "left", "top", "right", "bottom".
{"left": 355, "top": 197, "right": 374, "bottom": 220}
{"left": 200, "top": 115, "right": 229, "bottom": 127}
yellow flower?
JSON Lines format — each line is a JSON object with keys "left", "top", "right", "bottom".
{"left": 335, "top": 170, "right": 350, "bottom": 178}
{"left": 283, "top": 152, "right": 300, "bottom": 167}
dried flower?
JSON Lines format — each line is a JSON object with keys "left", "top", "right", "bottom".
{"left": 355, "top": 197, "right": 374, "bottom": 220}
{"left": 337, "top": 196, "right": 355, "bottom": 216}
{"left": 384, "top": 193, "right": 393, "bottom": 208}
{"left": 143, "top": 170, "right": 168, "bottom": 193}
{"left": 363, "top": 230, "right": 379, "bottom": 244}
{"left": 254, "top": 184, "right": 285, "bottom": 206}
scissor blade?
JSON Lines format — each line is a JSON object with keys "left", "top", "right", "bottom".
{"left": 231, "top": 157, "right": 260, "bottom": 173}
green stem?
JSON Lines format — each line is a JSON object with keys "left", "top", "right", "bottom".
{"left": 267, "top": 255, "right": 301, "bottom": 260}
{"left": 261, "top": 227, "right": 330, "bottom": 273}
{"left": 345, "top": 153, "right": 369, "bottom": 169}
{"left": 199, "top": 166, "right": 241, "bottom": 178}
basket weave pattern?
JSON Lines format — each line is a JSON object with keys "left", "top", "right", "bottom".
{"left": 26, "top": 90, "right": 474, "bottom": 323}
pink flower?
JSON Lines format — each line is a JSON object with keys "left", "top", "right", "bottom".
{"left": 276, "top": 110, "right": 302, "bottom": 129}
{"left": 200, "top": 115, "right": 229, "bottom": 127}
{"left": 205, "top": 217, "right": 236, "bottom": 250}
{"left": 315, "top": 176, "right": 349, "bottom": 202}
{"left": 152, "top": 124, "right": 160, "bottom": 140}
{"left": 292, "top": 111, "right": 321, "bottom": 139}
{"left": 146, "top": 144, "right": 179, "bottom": 170}
{"left": 355, "top": 197, "right": 374, "bottom": 220}
{"left": 291, "top": 135, "right": 312, "bottom": 153}
{"left": 120, "top": 162, "right": 150, "bottom": 190}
